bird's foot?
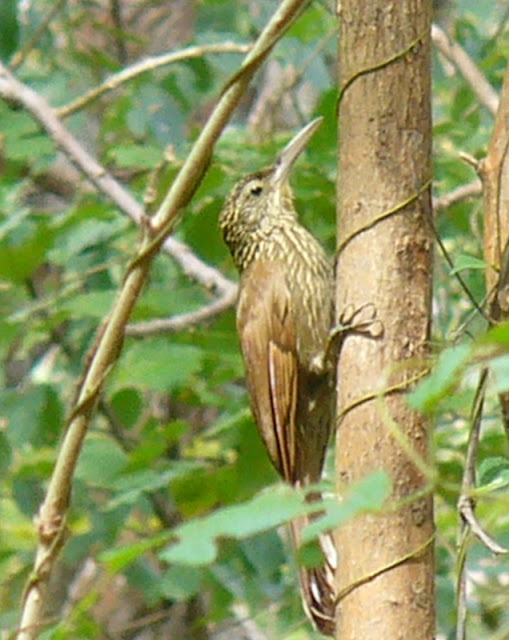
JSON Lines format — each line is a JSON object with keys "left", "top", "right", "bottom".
{"left": 317, "top": 303, "right": 382, "bottom": 371}
{"left": 333, "top": 302, "right": 383, "bottom": 341}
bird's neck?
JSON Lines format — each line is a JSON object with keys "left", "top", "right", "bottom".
{"left": 232, "top": 212, "right": 299, "bottom": 273}
{"left": 233, "top": 215, "right": 327, "bottom": 277}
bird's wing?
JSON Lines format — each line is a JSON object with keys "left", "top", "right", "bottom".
{"left": 236, "top": 259, "right": 298, "bottom": 483}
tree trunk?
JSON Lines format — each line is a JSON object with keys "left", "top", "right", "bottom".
{"left": 335, "top": 2, "right": 435, "bottom": 639}
{"left": 481, "top": 63, "right": 509, "bottom": 436}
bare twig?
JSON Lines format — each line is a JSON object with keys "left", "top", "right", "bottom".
{"left": 110, "top": 0, "right": 127, "bottom": 64}
{"left": 431, "top": 23, "right": 499, "bottom": 116}
{"left": 458, "top": 494, "right": 508, "bottom": 555}
{"left": 457, "top": 367, "right": 507, "bottom": 554}
{"left": 109, "top": 606, "right": 174, "bottom": 635}
{"left": 425, "top": 202, "right": 488, "bottom": 322}
{"left": 0, "top": 62, "right": 235, "bottom": 298}
{"left": 430, "top": 177, "right": 486, "bottom": 329}
{"left": 57, "top": 42, "right": 251, "bottom": 119}
{"left": 163, "top": 237, "right": 236, "bottom": 297}
{"left": 9, "top": 1, "right": 312, "bottom": 637}
{"left": 9, "top": 0, "right": 67, "bottom": 70}
{"left": 433, "top": 180, "right": 482, "bottom": 213}
{"left": 126, "top": 286, "right": 237, "bottom": 336}
{"left": 456, "top": 369, "right": 507, "bottom": 640}
{"left": 247, "top": 24, "right": 335, "bottom": 131}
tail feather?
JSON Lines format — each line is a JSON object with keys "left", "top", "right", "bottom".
{"left": 290, "top": 519, "right": 337, "bottom": 636}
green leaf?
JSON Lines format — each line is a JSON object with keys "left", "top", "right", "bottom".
{"left": 161, "top": 484, "right": 306, "bottom": 566}
{"left": 478, "top": 457, "right": 509, "bottom": 490}
{"left": 75, "top": 436, "right": 127, "bottom": 487}
{"left": 296, "top": 539, "right": 325, "bottom": 569}
{"left": 126, "top": 421, "right": 188, "bottom": 469}
{"left": 100, "top": 531, "right": 172, "bottom": 572}
{"left": 50, "top": 219, "right": 126, "bottom": 262}
{"left": 482, "top": 321, "right": 509, "bottom": 349}
{"left": 3, "top": 385, "right": 62, "bottom": 448}
{"left": 450, "top": 254, "right": 487, "bottom": 274}
{"left": 2, "top": 134, "right": 54, "bottom": 163}
{"left": 126, "top": 83, "right": 185, "bottom": 145}
{"left": 113, "top": 340, "right": 203, "bottom": 391}
{"left": 0, "top": 207, "right": 31, "bottom": 242}
{"left": 161, "top": 475, "right": 389, "bottom": 568}
{"left": 108, "top": 461, "right": 199, "bottom": 508}
{"left": 0, "top": 1, "right": 19, "bottom": 62}
{"left": 408, "top": 344, "right": 472, "bottom": 412}
{"left": 286, "top": 4, "right": 329, "bottom": 43}
{"left": 0, "top": 432, "right": 12, "bottom": 472}
{"left": 160, "top": 565, "right": 203, "bottom": 600}
{"left": 109, "top": 388, "right": 143, "bottom": 429}
{"left": 108, "top": 144, "right": 163, "bottom": 169}
{"left": 489, "top": 355, "right": 509, "bottom": 392}
{"left": 0, "top": 220, "right": 53, "bottom": 283}
{"left": 301, "top": 471, "right": 391, "bottom": 542}
{"left": 59, "top": 290, "right": 116, "bottom": 319}
{"left": 240, "top": 530, "right": 285, "bottom": 579}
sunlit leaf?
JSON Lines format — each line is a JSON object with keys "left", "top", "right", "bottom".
{"left": 408, "top": 344, "right": 472, "bottom": 412}
{"left": 113, "top": 340, "right": 203, "bottom": 391}
{"left": 301, "top": 471, "right": 391, "bottom": 542}
{"left": 100, "top": 531, "right": 172, "bottom": 572}
{"left": 160, "top": 565, "right": 203, "bottom": 600}
{"left": 450, "top": 254, "right": 487, "bottom": 274}
{"left": 161, "top": 473, "right": 390, "bottom": 567}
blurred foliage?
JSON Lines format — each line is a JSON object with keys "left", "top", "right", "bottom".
{"left": 0, "top": 0, "right": 509, "bottom": 639}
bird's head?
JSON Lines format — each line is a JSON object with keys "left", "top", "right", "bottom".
{"left": 219, "top": 118, "right": 323, "bottom": 266}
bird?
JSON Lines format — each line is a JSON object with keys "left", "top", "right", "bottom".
{"left": 219, "top": 118, "right": 337, "bottom": 635}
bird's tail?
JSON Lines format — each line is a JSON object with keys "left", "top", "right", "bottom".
{"left": 290, "top": 514, "right": 337, "bottom": 636}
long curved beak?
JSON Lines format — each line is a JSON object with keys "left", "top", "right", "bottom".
{"left": 270, "top": 117, "right": 323, "bottom": 187}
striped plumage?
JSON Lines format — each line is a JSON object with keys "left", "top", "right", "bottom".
{"left": 218, "top": 119, "right": 336, "bottom": 635}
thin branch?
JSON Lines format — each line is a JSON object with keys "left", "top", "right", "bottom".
{"left": 456, "top": 369, "right": 507, "bottom": 640}
{"left": 247, "top": 24, "right": 335, "bottom": 131}
{"left": 56, "top": 42, "right": 251, "bottom": 119}
{"left": 110, "top": 0, "right": 127, "bottom": 64}
{"left": 458, "top": 369, "right": 507, "bottom": 553}
{"left": 0, "top": 62, "right": 235, "bottom": 298}
{"left": 163, "top": 237, "right": 236, "bottom": 297}
{"left": 10, "top": 1, "right": 312, "bottom": 637}
{"left": 109, "top": 606, "right": 175, "bottom": 635}
{"left": 433, "top": 179, "right": 482, "bottom": 213}
{"left": 9, "top": 0, "right": 67, "bottom": 70}
{"left": 126, "top": 286, "right": 237, "bottom": 337}
{"left": 458, "top": 494, "right": 508, "bottom": 554}
{"left": 431, "top": 23, "right": 499, "bottom": 116}
{"left": 425, "top": 202, "right": 489, "bottom": 322}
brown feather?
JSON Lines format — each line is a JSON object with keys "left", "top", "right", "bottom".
{"left": 219, "top": 119, "right": 337, "bottom": 635}
{"left": 237, "top": 259, "right": 299, "bottom": 482}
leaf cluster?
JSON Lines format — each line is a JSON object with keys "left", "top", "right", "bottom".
{"left": 0, "top": 1, "right": 508, "bottom": 638}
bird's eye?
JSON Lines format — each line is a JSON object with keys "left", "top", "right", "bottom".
{"left": 250, "top": 184, "right": 263, "bottom": 196}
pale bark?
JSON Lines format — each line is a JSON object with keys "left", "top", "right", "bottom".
{"left": 480, "top": 62, "right": 509, "bottom": 438}
{"left": 481, "top": 62, "right": 509, "bottom": 303}
{"left": 335, "top": 2, "right": 435, "bottom": 638}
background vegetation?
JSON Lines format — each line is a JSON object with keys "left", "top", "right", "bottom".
{"left": 0, "top": 1, "right": 508, "bottom": 638}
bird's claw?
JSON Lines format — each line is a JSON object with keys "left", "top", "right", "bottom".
{"left": 319, "top": 303, "right": 382, "bottom": 372}
{"left": 331, "top": 302, "right": 383, "bottom": 341}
